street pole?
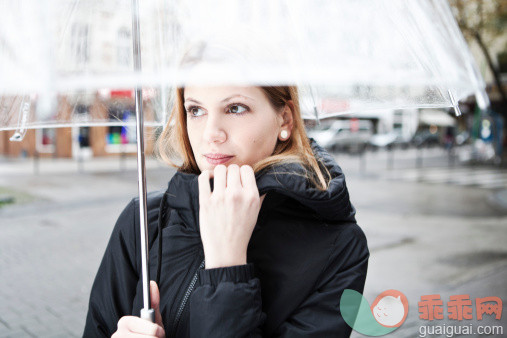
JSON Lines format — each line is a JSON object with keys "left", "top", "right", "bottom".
{"left": 359, "top": 146, "right": 366, "bottom": 175}
{"left": 387, "top": 146, "right": 394, "bottom": 170}
{"left": 33, "top": 150, "right": 39, "bottom": 175}
{"left": 416, "top": 146, "right": 423, "bottom": 168}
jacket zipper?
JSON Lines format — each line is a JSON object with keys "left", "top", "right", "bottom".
{"left": 171, "top": 258, "right": 205, "bottom": 337}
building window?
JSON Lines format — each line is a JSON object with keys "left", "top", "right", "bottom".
{"left": 105, "top": 107, "right": 137, "bottom": 152}
{"left": 78, "top": 127, "right": 90, "bottom": 148}
{"left": 36, "top": 128, "right": 56, "bottom": 153}
{"left": 71, "top": 23, "right": 89, "bottom": 65}
{"left": 117, "top": 28, "right": 131, "bottom": 67}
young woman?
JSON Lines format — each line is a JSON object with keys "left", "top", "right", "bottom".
{"left": 84, "top": 85, "right": 369, "bottom": 337}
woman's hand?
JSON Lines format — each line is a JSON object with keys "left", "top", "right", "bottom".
{"left": 198, "top": 164, "right": 265, "bottom": 269}
{"left": 112, "top": 281, "right": 165, "bottom": 337}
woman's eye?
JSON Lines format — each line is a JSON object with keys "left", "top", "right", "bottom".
{"left": 227, "top": 104, "right": 248, "bottom": 115}
{"left": 187, "top": 106, "right": 205, "bottom": 117}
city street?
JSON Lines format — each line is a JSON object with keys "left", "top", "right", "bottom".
{"left": 0, "top": 146, "right": 506, "bottom": 337}
{"left": 1, "top": 0, "right": 505, "bottom": 337}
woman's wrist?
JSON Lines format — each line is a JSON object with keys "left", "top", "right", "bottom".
{"left": 204, "top": 252, "right": 247, "bottom": 269}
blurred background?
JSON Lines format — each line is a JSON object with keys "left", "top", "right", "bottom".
{"left": 0, "top": 0, "right": 506, "bottom": 337}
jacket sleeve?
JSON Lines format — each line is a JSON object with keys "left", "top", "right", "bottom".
{"left": 189, "top": 263, "right": 265, "bottom": 338}
{"left": 188, "top": 224, "right": 369, "bottom": 338}
{"left": 83, "top": 199, "right": 139, "bottom": 338}
{"left": 272, "top": 224, "right": 369, "bottom": 338}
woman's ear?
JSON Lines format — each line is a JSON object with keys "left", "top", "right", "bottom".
{"left": 278, "top": 101, "right": 294, "bottom": 141}
{"left": 280, "top": 101, "right": 294, "bottom": 130}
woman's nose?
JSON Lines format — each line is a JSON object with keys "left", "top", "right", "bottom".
{"left": 202, "top": 113, "right": 226, "bottom": 144}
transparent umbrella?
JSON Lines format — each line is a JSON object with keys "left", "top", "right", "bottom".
{"left": 0, "top": 0, "right": 489, "bottom": 127}
{"left": 0, "top": 0, "right": 488, "bottom": 322}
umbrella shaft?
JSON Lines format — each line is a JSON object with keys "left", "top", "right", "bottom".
{"left": 131, "top": 0, "right": 151, "bottom": 315}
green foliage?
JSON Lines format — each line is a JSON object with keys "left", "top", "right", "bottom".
{"left": 0, "top": 186, "right": 36, "bottom": 207}
{"left": 449, "top": 0, "right": 506, "bottom": 40}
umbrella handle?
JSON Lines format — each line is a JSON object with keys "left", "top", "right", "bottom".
{"left": 141, "top": 308, "right": 155, "bottom": 322}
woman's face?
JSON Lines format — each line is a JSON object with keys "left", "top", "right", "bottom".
{"left": 184, "top": 86, "right": 289, "bottom": 175}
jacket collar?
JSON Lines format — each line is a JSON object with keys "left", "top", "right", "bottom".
{"left": 165, "top": 138, "right": 356, "bottom": 231}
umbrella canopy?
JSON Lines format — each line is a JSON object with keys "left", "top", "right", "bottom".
{"left": 0, "top": 0, "right": 488, "bottom": 133}
{"left": 0, "top": 0, "right": 168, "bottom": 133}
{"left": 0, "top": 0, "right": 489, "bottom": 322}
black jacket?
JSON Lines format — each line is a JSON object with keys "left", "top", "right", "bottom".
{"left": 84, "top": 138, "right": 369, "bottom": 337}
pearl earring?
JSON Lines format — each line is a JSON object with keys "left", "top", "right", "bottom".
{"left": 280, "top": 130, "right": 289, "bottom": 140}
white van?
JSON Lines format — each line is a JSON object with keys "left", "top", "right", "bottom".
{"left": 307, "top": 119, "right": 373, "bottom": 152}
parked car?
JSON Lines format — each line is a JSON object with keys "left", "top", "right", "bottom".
{"left": 307, "top": 119, "right": 373, "bottom": 153}
{"left": 369, "top": 130, "right": 412, "bottom": 150}
{"left": 411, "top": 129, "right": 441, "bottom": 148}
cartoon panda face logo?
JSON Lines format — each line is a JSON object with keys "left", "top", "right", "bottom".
{"left": 373, "top": 295, "right": 405, "bottom": 326}
{"left": 370, "top": 290, "right": 409, "bottom": 328}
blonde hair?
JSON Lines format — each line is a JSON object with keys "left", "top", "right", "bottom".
{"left": 156, "top": 86, "right": 331, "bottom": 191}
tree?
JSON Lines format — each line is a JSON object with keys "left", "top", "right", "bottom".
{"left": 449, "top": 0, "right": 507, "bottom": 111}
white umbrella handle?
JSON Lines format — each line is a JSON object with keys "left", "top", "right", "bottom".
{"left": 131, "top": 0, "right": 154, "bottom": 323}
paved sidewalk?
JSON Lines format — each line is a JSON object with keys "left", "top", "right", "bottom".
{"left": 0, "top": 155, "right": 167, "bottom": 176}
{"left": 489, "top": 189, "right": 507, "bottom": 211}
{"left": 1, "top": 153, "right": 505, "bottom": 337}
{"left": 0, "top": 156, "right": 175, "bottom": 337}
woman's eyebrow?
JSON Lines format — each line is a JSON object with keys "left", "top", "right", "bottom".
{"left": 184, "top": 95, "right": 253, "bottom": 105}
{"left": 184, "top": 98, "right": 201, "bottom": 104}
{"left": 220, "top": 94, "right": 253, "bottom": 103}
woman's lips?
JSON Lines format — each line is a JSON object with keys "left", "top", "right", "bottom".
{"left": 204, "top": 154, "right": 234, "bottom": 165}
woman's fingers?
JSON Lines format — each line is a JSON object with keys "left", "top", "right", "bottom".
{"left": 116, "top": 316, "right": 165, "bottom": 337}
{"left": 113, "top": 282, "right": 165, "bottom": 337}
{"left": 226, "top": 164, "right": 242, "bottom": 190}
{"left": 198, "top": 170, "right": 211, "bottom": 206}
{"left": 150, "top": 281, "right": 164, "bottom": 329}
{"left": 198, "top": 164, "right": 261, "bottom": 269}
{"left": 240, "top": 165, "right": 258, "bottom": 195}
{"left": 212, "top": 165, "right": 227, "bottom": 195}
